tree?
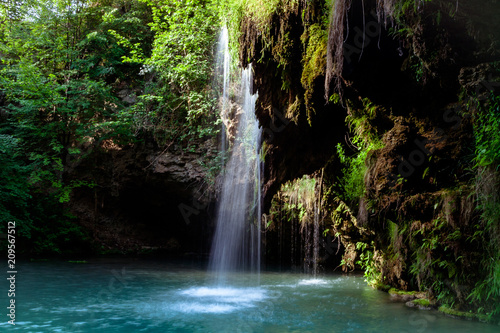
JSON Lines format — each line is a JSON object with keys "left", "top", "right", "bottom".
{"left": 133, "top": 0, "right": 220, "bottom": 143}
{"left": 0, "top": 0, "right": 152, "bottom": 254}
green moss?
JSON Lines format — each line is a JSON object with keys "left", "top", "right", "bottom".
{"left": 273, "top": 30, "right": 294, "bottom": 69}
{"left": 387, "top": 220, "right": 398, "bottom": 249}
{"left": 225, "top": 0, "right": 301, "bottom": 60}
{"left": 412, "top": 298, "right": 432, "bottom": 307}
{"left": 285, "top": 96, "right": 302, "bottom": 124}
{"left": 67, "top": 260, "right": 88, "bottom": 264}
{"left": 389, "top": 288, "right": 418, "bottom": 296}
{"left": 346, "top": 98, "right": 385, "bottom": 146}
{"left": 328, "top": 93, "right": 341, "bottom": 104}
{"left": 300, "top": 23, "right": 327, "bottom": 125}
{"left": 438, "top": 305, "right": 489, "bottom": 322}
{"left": 244, "top": 0, "right": 298, "bottom": 31}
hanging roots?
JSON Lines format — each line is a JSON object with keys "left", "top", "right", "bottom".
{"left": 325, "top": 0, "right": 397, "bottom": 99}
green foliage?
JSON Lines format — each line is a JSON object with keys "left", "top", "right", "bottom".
{"left": 473, "top": 93, "right": 500, "bottom": 168}
{"left": 336, "top": 141, "right": 367, "bottom": 203}
{"left": 198, "top": 149, "right": 229, "bottom": 186}
{"left": 355, "top": 241, "right": 379, "bottom": 286}
{"left": 135, "top": 0, "right": 220, "bottom": 144}
{"left": 217, "top": 0, "right": 297, "bottom": 42}
{"left": 469, "top": 258, "right": 500, "bottom": 318}
{"left": 0, "top": 134, "right": 32, "bottom": 237}
{"left": 331, "top": 198, "right": 355, "bottom": 228}
{"left": 0, "top": 0, "right": 227, "bottom": 255}
{"left": 346, "top": 98, "right": 385, "bottom": 144}
{"left": 215, "top": 0, "right": 304, "bottom": 80}
{"left": 467, "top": 93, "right": 500, "bottom": 320}
{"left": 335, "top": 98, "right": 384, "bottom": 204}
{"left": 0, "top": 0, "right": 152, "bottom": 255}
{"left": 24, "top": 193, "right": 90, "bottom": 255}
{"left": 408, "top": 218, "right": 459, "bottom": 303}
{"left": 327, "top": 98, "right": 387, "bottom": 277}
{"left": 268, "top": 175, "right": 318, "bottom": 228}
{"left": 384, "top": 188, "right": 500, "bottom": 319}
{"left": 397, "top": 0, "right": 433, "bottom": 15}
{"left": 244, "top": 0, "right": 283, "bottom": 29}
{"left": 301, "top": 23, "right": 327, "bottom": 124}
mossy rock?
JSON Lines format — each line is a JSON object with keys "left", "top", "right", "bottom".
{"left": 388, "top": 288, "right": 418, "bottom": 296}
{"left": 438, "top": 305, "right": 490, "bottom": 322}
{"left": 406, "top": 298, "right": 433, "bottom": 310}
{"left": 388, "top": 288, "right": 427, "bottom": 302}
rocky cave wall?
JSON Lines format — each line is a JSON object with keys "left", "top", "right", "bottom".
{"left": 239, "top": 0, "right": 500, "bottom": 310}
{"left": 69, "top": 138, "right": 218, "bottom": 256}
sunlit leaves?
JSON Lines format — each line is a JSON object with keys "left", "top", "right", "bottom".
{"left": 134, "top": 0, "right": 219, "bottom": 143}
{"left": 474, "top": 94, "right": 500, "bottom": 168}
{"left": 0, "top": 1, "right": 150, "bottom": 253}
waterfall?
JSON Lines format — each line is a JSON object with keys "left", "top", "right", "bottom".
{"left": 214, "top": 27, "right": 231, "bottom": 160}
{"left": 312, "top": 196, "right": 319, "bottom": 276}
{"left": 209, "top": 51, "right": 262, "bottom": 284}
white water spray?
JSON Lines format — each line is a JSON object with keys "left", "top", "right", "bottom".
{"left": 209, "top": 37, "right": 262, "bottom": 283}
{"left": 214, "top": 27, "right": 231, "bottom": 158}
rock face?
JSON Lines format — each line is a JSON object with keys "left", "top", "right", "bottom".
{"left": 241, "top": 0, "right": 499, "bottom": 206}
{"left": 69, "top": 138, "right": 218, "bottom": 255}
{"left": 239, "top": 0, "right": 500, "bottom": 312}
{"left": 240, "top": 6, "right": 347, "bottom": 210}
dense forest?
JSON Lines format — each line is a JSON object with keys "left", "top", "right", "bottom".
{"left": 1, "top": 0, "right": 499, "bottom": 323}
{"left": 0, "top": 0, "right": 221, "bottom": 255}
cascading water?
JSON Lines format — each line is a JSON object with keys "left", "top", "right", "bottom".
{"left": 214, "top": 27, "right": 231, "bottom": 159}
{"left": 209, "top": 30, "right": 262, "bottom": 284}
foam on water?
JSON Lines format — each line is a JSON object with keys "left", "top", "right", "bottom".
{"left": 174, "top": 286, "right": 267, "bottom": 314}
{"left": 173, "top": 302, "right": 238, "bottom": 314}
{"left": 298, "top": 278, "right": 329, "bottom": 286}
{"left": 181, "top": 287, "right": 265, "bottom": 300}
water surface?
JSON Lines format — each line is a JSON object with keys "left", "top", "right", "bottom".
{"left": 2, "top": 259, "right": 497, "bottom": 332}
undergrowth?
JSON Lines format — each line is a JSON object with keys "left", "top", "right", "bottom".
{"left": 335, "top": 98, "right": 384, "bottom": 205}
{"left": 468, "top": 93, "right": 500, "bottom": 320}
{"left": 268, "top": 175, "right": 318, "bottom": 229}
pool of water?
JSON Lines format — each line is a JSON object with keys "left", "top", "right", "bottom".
{"left": 2, "top": 259, "right": 497, "bottom": 332}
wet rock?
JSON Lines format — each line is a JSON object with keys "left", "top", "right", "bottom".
{"left": 68, "top": 139, "right": 218, "bottom": 255}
